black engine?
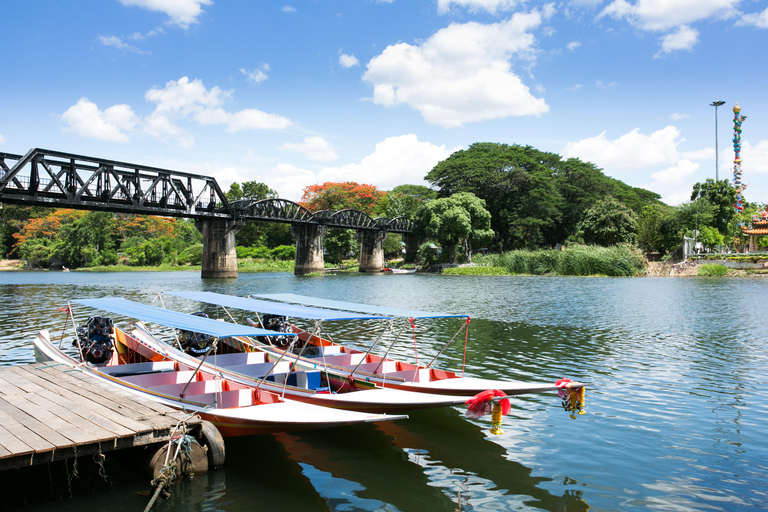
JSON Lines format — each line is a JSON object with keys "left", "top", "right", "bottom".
{"left": 74, "top": 316, "right": 115, "bottom": 365}
{"left": 177, "top": 311, "right": 216, "bottom": 356}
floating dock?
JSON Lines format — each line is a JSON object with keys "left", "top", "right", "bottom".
{"left": 0, "top": 363, "right": 203, "bottom": 471}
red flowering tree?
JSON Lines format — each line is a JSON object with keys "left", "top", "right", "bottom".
{"left": 300, "top": 182, "right": 386, "bottom": 216}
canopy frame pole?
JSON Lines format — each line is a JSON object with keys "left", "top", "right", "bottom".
{"left": 344, "top": 320, "right": 391, "bottom": 380}
{"left": 179, "top": 338, "right": 219, "bottom": 399}
{"left": 156, "top": 293, "right": 184, "bottom": 350}
{"left": 372, "top": 320, "right": 409, "bottom": 375}
{"left": 425, "top": 317, "right": 470, "bottom": 369}
{"left": 254, "top": 340, "right": 296, "bottom": 391}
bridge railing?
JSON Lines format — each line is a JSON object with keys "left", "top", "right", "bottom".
{"left": 0, "top": 149, "right": 228, "bottom": 218}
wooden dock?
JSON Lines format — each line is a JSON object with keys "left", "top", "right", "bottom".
{"left": 0, "top": 363, "right": 202, "bottom": 471}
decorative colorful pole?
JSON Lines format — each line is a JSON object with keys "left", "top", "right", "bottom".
{"left": 732, "top": 103, "right": 747, "bottom": 212}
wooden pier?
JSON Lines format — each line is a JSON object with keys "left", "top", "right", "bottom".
{"left": 0, "top": 363, "right": 203, "bottom": 471}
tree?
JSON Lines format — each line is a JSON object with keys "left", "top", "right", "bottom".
{"left": 415, "top": 192, "right": 493, "bottom": 263}
{"left": 384, "top": 185, "right": 437, "bottom": 220}
{"left": 697, "top": 225, "right": 724, "bottom": 251}
{"left": 300, "top": 182, "right": 386, "bottom": 216}
{"left": 690, "top": 179, "right": 736, "bottom": 235}
{"left": 426, "top": 143, "right": 664, "bottom": 250}
{"left": 226, "top": 181, "right": 278, "bottom": 202}
{"left": 576, "top": 197, "right": 637, "bottom": 246}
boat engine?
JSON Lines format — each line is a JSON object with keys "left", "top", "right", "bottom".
{"left": 261, "top": 314, "right": 292, "bottom": 348}
{"left": 178, "top": 312, "right": 216, "bottom": 356}
{"left": 74, "top": 316, "right": 115, "bottom": 365}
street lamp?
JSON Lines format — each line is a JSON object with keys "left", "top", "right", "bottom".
{"left": 711, "top": 100, "right": 725, "bottom": 181}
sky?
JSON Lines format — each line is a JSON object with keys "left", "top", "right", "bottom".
{"left": 2, "top": 0, "right": 768, "bottom": 206}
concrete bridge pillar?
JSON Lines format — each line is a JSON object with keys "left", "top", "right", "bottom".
{"left": 403, "top": 233, "right": 419, "bottom": 263}
{"left": 358, "top": 230, "right": 386, "bottom": 272}
{"left": 292, "top": 224, "right": 327, "bottom": 274}
{"left": 196, "top": 219, "right": 243, "bottom": 279}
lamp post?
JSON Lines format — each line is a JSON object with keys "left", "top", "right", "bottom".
{"left": 711, "top": 100, "right": 725, "bottom": 181}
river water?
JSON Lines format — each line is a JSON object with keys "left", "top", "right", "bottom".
{"left": 1, "top": 271, "right": 766, "bottom": 512}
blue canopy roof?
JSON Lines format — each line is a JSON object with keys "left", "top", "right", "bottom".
{"left": 255, "top": 293, "right": 467, "bottom": 320}
{"left": 165, "top": 291, "right": 390, "bottom": 321}
{"left": 73, "top": 298, "right": 294, "bottom": 338}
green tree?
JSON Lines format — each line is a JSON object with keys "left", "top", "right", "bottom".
{"left": 576, "top": 197, "right": 637, "bottom": 246}
{"left": 225, "top": 181, "right": 289, "bottom": 248}
{"left": 697, "top": 225, "right": 724, "bottom": 251}
{"left": 415, "top": 192, "right": 493, "bottom": 263}
{"left": 690, "top": 179, "right": 736, "bottom": 235}
{"left": 426, "top": 143, "right": 663, "bottom": 250}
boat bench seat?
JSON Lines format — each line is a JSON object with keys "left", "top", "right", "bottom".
{"left": 186, "top": 388, "right": 257, "bottom": 408}
{"left": 384, "top": 368, "right": 432, "bottom": 382}
{"left": 101, "top": 360, "right": 177, "bottom": 377}
{"left": 355, "top": 361, "right": 398, "bottom": 375}
{"left": 152, "top": 378, "right": 241, "bottom": 397}
{"left": 203, "top": 352, "right": 267, "bottom": 366}
{"left": 121, "top": 369, "right": 207, "bottom": 387}
{"left": 266, "top": 370, "right": 321, "bottom": 390}
{"left": 308, "top": 353, "right": 365, "bottom": 366}
{"left": 224, "top": 361, "right": 291, "bottom": 378}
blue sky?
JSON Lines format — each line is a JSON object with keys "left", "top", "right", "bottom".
{"left": 2, "top": 0, "right": 768, "bottom": 206}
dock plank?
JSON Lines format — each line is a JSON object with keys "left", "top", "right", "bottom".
{"left": 0, "top": 364, "right": 202, "bottom": 471}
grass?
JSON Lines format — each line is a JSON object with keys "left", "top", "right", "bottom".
{"left": 465, "top": 244, "right": 646, "bottom": 277}
{"left": 697, "top": 264, "right": 728, "bottom": 277}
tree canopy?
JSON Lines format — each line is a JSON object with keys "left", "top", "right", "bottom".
{"left": 415, "top": 192, "right": 494, "bottom": 263}
{"left": 426, "top": 143, "right": 663, "bottom": 250}
{"left": 300, "top": 182, "right": 386, "bottom": 216}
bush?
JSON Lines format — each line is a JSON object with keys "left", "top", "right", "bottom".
{"left": 697, "top": 264, "right": 728, "bottom": 277}
{"left": 270, "top": 245, "right": 296, "bottom": 261}
{"left": 178, "top": 244, "right": 204, "bottom": 265}
{"left": 417, "top": 243, "right": 442, "bottom": 267}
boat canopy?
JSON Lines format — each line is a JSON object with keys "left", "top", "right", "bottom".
{"left": 72, "top": 298, "right": 294, "bottom": 338}
{"left": 256, "top": 293, "right": 468, "bottom": 320}
{"left": 165, "top": 291, "right": 391, "bottom": 321}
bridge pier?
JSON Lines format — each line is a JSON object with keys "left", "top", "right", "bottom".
{"left": 403, "top": 233, "right": 419, "bottom": 263}
{"left": 196, "top": 219, "right": 243, "bottom": 279}
{"left": 358, "top": 230, "right": 386, "bottom": 272}
{"left": 292, "top": 224, "right": 327, "bottom": 275}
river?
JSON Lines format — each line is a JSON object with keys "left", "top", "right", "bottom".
{"left": 1, "top": 271, "right": 766, "bottom": 511}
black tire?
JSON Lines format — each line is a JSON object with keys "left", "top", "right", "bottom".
{"left": 198, "top": 420, "right": 226, "bottom": 468}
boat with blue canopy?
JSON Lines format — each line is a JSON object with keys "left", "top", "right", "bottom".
{"left": 70, "top": 297, "right": 469, "bottom": 413}
{"left": 33, "top": 300, "right": 408, "bottom": 437}
{"left": 165, "top": 291, "right": 588, "bottom": 399}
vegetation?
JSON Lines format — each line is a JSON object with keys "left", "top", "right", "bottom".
{"left": 697, "top": 264, "right": 728, "bottom": 277}
{"left": 471, "top": 245, "right": 646, "bottom": 277}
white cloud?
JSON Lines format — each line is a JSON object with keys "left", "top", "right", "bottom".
{"left": 737, "top": 6, "right": 768, "bottom": 28}
{"left": 61, "top": 77, "right": 290, "bottom": 147}
{"left": 596, "top": 80, "right": 620, "bottom": 88}
{"left": 599, "top": 0, "right": 738, "bottom": 31}
{"left": 339, "top": 53, "right": 360, "bottom": 68}
{"left": 670, "top": 112, "right": 689, "bottom": 120}
{"left": 0, "top": 133, "right": 5, "bottom": 144}
{"left": 118, "top": 0, "right": 212, "bottom": 29}
{"left": 282, "top": 5, "right": 297, "bottom": 13}
{"left": 567, "top": 41, "right": 582, "bottom": 51}
{"left": 98, "top": 35, "right": 147, "bottom": 54}
{"left": 562, "top": 125, "right": 717, "bottom": 204}
{"left": 363, "top": 10, "right": 550, "bottom": 127}
{"left": 437, "top": 0, "right": 521, "bottom": 15}
{"left": 60, "top": 98, "right": 138, "bottom": 142}
{"left": 742, "top": 140, "right": 768, "bottom": 175}
{"left": 656, "top": 25, "right": 698, "bottom": 56}
{"left": 240, "top": 64, "right": 270, "bottom": 85}
{"left": 144, "top": 77, "right": 291, "bottom": 139}
{"left": 314, "top": 134, "right": 455, "bottom": 191}
{"left": 279, "top": 136, "right": 339, "bottom": 161}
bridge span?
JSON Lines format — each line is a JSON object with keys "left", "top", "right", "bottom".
{"left": 0, "top": 148, "right": 418, "bottom": 277}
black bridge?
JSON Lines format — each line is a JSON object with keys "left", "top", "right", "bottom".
{"left": 0, "top": 148, "right": 415, "bottom": 232}
{"left": 0, "top": 148, "right": 418, "bottom": 277}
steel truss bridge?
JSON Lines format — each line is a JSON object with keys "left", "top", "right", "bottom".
{"left": 0, "top": 148, "right": 415, "bottom": 233}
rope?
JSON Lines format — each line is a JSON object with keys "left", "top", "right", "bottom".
{"left": 409, "top": 318, "right": 419, "bottom": 366}
{"left": 425, "top": 317, "right": 471, "bottom": 369}
{"left": 144, "top": 420, "right": 197, "bottom": 512}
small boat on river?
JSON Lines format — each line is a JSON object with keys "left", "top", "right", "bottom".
{"left": 165, "top": 291, "right": 588, "bottom": 397}
{"left": 33, "top": 302, "right": 407, "bottom": 437}
{"left": 68, "top": 298, "right": 470, "bottom": 413}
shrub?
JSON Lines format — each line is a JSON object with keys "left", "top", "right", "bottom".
{"left": 270, "top": 245, "right": 296, "bottom": 261}
{"left": 697, "top": 264, "right": 727, "bottom": 277}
